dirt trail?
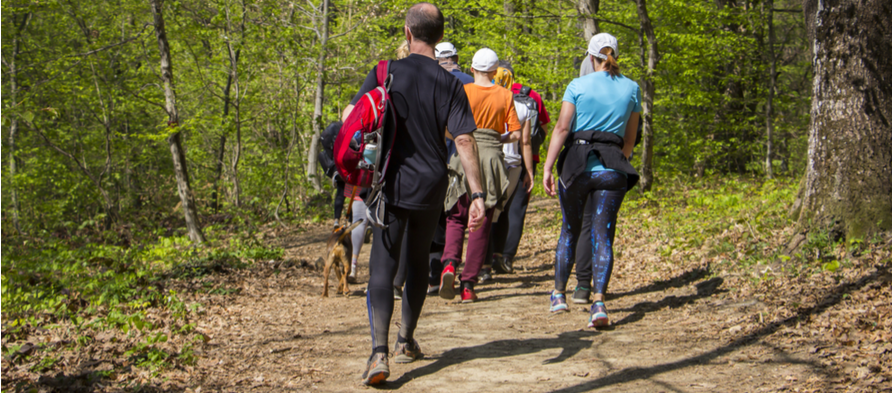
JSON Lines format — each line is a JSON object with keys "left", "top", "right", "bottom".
{"left": 186, "top": 198, "right": 829, "bottom": 392}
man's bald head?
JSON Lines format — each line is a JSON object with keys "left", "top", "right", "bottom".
{"left": 406, "top": 2, "right": 444, "bottom": 45}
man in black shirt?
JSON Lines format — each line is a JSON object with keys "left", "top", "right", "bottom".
{"left": 341, "top": 2, "right": 487, "bottom": 385}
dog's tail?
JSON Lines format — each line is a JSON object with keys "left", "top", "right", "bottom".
{"left": 336, "top": 219, "right": 364, "bottom": 243}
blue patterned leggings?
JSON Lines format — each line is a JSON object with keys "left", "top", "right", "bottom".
{"left": 555, "top": 171, "right": 627, "bottom": 294}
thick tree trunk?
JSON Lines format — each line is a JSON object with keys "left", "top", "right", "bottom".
{"left": 575, "top": 0, "right": 601, "bottom": 42}
{"left": 764, "top": 0, "right": 776, "bottom": 178}
{"left": 150, "top": 0, "right": 206, "bottom": 243}
{"left": 306, "top": 0, "right": 330, "bottom": 192}
{"left": 796, "top": 0, "right": 892, "bottom": 240}
{"left": 635, "top": 0, "right": 659, "bottom": 193}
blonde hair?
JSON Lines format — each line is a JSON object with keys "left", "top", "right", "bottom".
{"left": 593, "top": 47, "right": 620, "bottom": 77}
{"left": 396, "top": 40, "right": 410, "bottom": 60}
{"left": 493, "top": 67, "right": 514, "bottom": 89}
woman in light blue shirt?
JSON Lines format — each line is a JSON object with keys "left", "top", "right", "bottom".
{"left": 542, "top": 33, "right": 641, "bottom": 328}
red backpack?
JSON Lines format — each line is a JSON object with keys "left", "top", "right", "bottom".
{"left": 333, "top": 60, "right": 397, "bottom": 227}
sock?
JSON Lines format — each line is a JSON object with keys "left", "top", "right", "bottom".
{"left": 396, "top": 334, "right": 408, "bottom": 344}
{"left": 373, "top": 345, "right": 388, "bottom": 355}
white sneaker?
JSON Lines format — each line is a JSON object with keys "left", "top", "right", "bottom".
{"left": 347, "top": 264, "right": 358, "bottom": 283}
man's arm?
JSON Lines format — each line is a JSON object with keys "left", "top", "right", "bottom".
{"left": 454, "top": 133, "right": 486, "bottom": 232}
{"left": 520, "top": 120, "right": 535, "bottom": 192}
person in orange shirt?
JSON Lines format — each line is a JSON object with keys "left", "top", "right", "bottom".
{"left": 438, "top": 48, "right": 521, "bottom": 303}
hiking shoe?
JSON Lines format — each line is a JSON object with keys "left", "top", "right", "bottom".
{"left": 588, "top": 301, "right": 609, "bottom": 328}
{"left": 392, "top": 339, "right": 424, "bottom": 363}
{"left": 492, "top": 255, "right": 511, "bottom": 274}
{"left": 361, "top": 352, "right": 389, "bottom": 385}
{"left": 393, "top": 286, "right": 402, "bottom": 300}
{"left": 347, "top": 265, "right": 358, "bottom": 284}
{"left": 427, "top": 284, "right": 440, "bottom": 296}
{"left": 478, "top": 266, "right": 492, "bottom": 284}
{"left": 571, "top": 286, "right": 591, "bottom": 304}
{"left": 461, "top": 282, "right": 477, "bottom": 303}
{"left": 550, "top": 291, "right": 569, "bottom": 313}
{"left": 439, "top": 261, "right": 457, "bottom": 300}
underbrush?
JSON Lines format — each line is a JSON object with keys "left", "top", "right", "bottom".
{"left": 1, "top": 221, "right": 283, "bottom": 383}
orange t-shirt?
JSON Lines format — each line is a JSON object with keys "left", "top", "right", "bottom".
{"left": 463, "top": 84, "right": 522, "bottom": 134}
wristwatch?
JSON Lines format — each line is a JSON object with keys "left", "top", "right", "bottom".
{"left": 470, "top": 192, "right": 486, "bottom": 202}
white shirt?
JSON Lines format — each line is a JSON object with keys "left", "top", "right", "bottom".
{"left": 503, "top": 99, "right": 531, "bottom": 167}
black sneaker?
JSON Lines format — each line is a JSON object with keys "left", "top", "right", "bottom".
{"left": 572, "top": 286, "right": 591, "bottom": 304}
{"left": 393, "top": 338, "right": 424, "bottom": 363}
{"left": 361, "top": 352, "right": 389, "bottom": 385}
{"left": 493, "top": 255, "right": 513, "bottom": 274}
{"left": 478, "top": 266, "right": 492, "bottom": 284}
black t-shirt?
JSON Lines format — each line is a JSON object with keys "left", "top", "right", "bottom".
{"left": 351, "top": 54, "right": 476, "bottom": 210}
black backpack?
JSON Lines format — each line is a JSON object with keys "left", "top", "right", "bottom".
{"left": 317, "top": 121, "right": 342, "bottom": 178}
{"left": 514, "top": 86, "right": 547, "bottom": 157}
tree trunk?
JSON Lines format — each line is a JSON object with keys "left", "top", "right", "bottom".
{"left": 306, "top": 0, "right": 330, "bottom": 192}
{"left": 7, "top": 13, "right": 30, "bottom": 236}
{"left": 150, "top": 0, "right": 206, "bottom": 243}
{"left": 227, "top": 43, "right": 242, "bottom": 207}
{"left": 764, "top": 0, "right": 776, "bottom": 178}
{"left": 796, "top": 0, "right": 892, "bottom": 240}
{"left": 575, "top": 0, "right": 601, "bottom": 42}
{"left": 635, "top": 0, "right": 659, "bottom": 193}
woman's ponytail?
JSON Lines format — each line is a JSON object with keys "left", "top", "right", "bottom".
{"left": 599, "top": 48, "right": 620, "bottom": 77}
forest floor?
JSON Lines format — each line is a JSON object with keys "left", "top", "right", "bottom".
{"left": 4, "top": 184, "right": 891, "bottom": 392}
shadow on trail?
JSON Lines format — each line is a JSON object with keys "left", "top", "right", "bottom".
{"left": 607, "top": 265, "right": 711, "bottom": 301}
{"left": 382, "top": 330, "right": 599, "bottom": 389}
{"left": 611, "top": 277, "right": 725, "bottom": 327}
{"left": 546, "top": 266, "right": 888, "bottom": 393}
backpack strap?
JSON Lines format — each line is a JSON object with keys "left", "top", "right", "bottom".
{"left": 376, "top": 60, "right": 391, "bottom": 90}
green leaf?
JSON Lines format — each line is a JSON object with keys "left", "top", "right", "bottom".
{"left": 22, "top": 111, "right": 34, "bottom": 123}
{"left": 822, "top": 260, "right": 840, "bottom": 273}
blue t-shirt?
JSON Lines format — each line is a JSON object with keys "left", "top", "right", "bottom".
{"left": 451, "top": 69, "right": 474, "bottom": 85}
{"left": 562, "top": 71, "right": 642, "bottom": 172}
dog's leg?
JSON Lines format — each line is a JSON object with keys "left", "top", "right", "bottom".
{"left": 322, "top": 252, "right": 335, "bottom": 298}
{"left": 342, "top": 259, "right": 351, "bottom": 295}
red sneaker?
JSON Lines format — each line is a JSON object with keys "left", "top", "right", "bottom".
{"left": 461, "top": 283, "right": 477, "bottom": 303}
{"left": 439, "top": 261, "right": 456, "bottom": 300}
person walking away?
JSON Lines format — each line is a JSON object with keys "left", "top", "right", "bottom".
{"left": 435, "top": 42, "right": 474, "bottom": 84}
{"left": 341, "top": 3, "right": 485, "bottom": 385}
{"left": 541, "top": 33, "right": 640, "bottom": 327}
{"left": 318, "top": 121, "right": 348, "bottom": 227}
{"left": 478, "top": 66, "right": 535, "bottom": 282}
{"left": 439, "top": 48, "right": 522, "bottom": 303}
{"left": 483, "top": 61, "right": 552, "bottom": 276}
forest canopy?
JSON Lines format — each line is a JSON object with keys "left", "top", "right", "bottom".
{"left": 1, "top": 0, "right": 812, "bottom": 237}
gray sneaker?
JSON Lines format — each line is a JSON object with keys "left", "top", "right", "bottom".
{"left": 393, "top": 339, "right": 424, "bottom": 363}
{"left": 361, "top": 352, "right": 389, "bottom": 385}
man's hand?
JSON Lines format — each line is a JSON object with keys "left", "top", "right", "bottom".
{"left": 467, "top": 197, "right": 486, "bottom": 232}
{"left": 524, "top": 171, "right": 534, "bottom": 193}
{"left": 543, "top": 170, "right": 557, "bottom": 197}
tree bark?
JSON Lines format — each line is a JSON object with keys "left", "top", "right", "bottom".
{"left": 764, "top": 0, "right": 776, "bottom": 178}
{"left": 150, "top": 0, "right": 206, "bottom": 243}
{"left": 306, "top": 0, "right": 330, "bottom": 192}
{"left": 225, "top": 0, "right": 245, "bottom": 207}
{"left": 575, "top": 0, "right": 601, "bottom": 42}
{"left": 7, "top": 13, "right": 31, "bottom": 236}
{"left": 796, "top": 0, "right": 892, "bottom": 240}
{"left": 635, "top": 0, "right": 659, "bottom": 193}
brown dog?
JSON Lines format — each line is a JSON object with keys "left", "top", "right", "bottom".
{"left": 322, "top": 219, "right": 363, "bottom": 297}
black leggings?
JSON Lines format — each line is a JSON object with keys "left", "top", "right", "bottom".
{"left": 555, "top": 171, "right": 626, "bottom": 294}
{"left": 487, "top": 166, "right": 534, "bottom": 263}
{"left": 333, "top": 180, "right": 346, "bottom": 220}
{"left": 367, "top": 204, "right": 440, "bottom": 354}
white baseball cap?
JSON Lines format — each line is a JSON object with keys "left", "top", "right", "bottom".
{"left": 471, "top": 48, "right": 499, "bottom": 72}
{"left": 435, "top": 42, "right": 457, "bottom": 58}
{"left": 587, "top": 33, "right": 619, "bottom": 60}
